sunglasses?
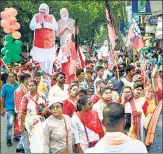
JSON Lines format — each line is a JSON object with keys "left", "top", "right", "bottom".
{"left": 60, "top": 77, "right": 65, "bottom": 79}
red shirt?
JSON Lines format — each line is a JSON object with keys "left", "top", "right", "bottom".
{"left": 155, "top": 88, "right": 163, "bottom": 102}
{"left": 63, "top": 99, "right": 76, "bottom": 117}
{"left": 91, "top": 94, "right": 100, "bottom": 104}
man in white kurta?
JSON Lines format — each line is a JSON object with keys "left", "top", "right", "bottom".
{"left": 30, "top": 3, "right": 58, "bottom": 75}
{"left": 98, "top": 40, "right": 109, "bottom": 60}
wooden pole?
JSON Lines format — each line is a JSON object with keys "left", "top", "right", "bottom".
{"left": 1, "top": 59, "right": 9, "bottom": 72}
{"left": 74, "top": 19, "right": 78, "bottom": 81}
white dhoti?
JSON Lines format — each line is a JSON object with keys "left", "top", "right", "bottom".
{"left": 31, "top": 46, "right": 56, "bottom": 75}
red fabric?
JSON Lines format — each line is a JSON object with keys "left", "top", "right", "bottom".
{"left": 63, "top": 99, "right": 76, "bottom": 117}
{"left": 51, "top": 80, "right": 56, "bottom": 87}
{"left": 77, "top": 110, "right": 104, "bottom": 139}
{"left": 142, "top": 100, "right": 149, "bottom": 115}
{"left": 26, "top": 62, "right": 32, "bottom": 67}
{"left": 62, "top": 60, "right": 75, "bottom": 84}
{"left": 61, "top": 41, "right": 77, "bottom": 84}
{"left": 105, "top": 8, "right": 116, "bottom": 50}
{"left": 0, "top": 59, "right": 4, "bottom": 67}
{"left": 108, "top": 50, "right": 115, "bottom": 70}
{"left": 130, "top": 99, "right": 141, "bottom": 137}
{"left": 131, "top": 37, "right": 144, "bottom": 52}
{"left": 155, "top": 88, "right": 163, "bottom": 102}
{"left": 14, "top": 117, "right": 21, "bottom": 136}
{"left": 78, "top": 46, "right": 85, "bottom": 69}
{"left": 91, "top": 94, "right": 100, "bottom": 104}
{"left": 14, "top": 86, "right": 26, "bottom": 114}
{"left": 126, "top": 22, "right": 144, "bottom": 52}
{"left": 34, "top": 14, "right": 54, "bottom": 48}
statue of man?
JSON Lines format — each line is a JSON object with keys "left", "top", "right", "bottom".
{"left": 56, "top": 8, "right": 77, "bottom": 47}
{"left": 30, "top": 3, "right": 58, "bottom": 75}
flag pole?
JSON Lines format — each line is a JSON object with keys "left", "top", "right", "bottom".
{"left": 105, "top": 0, "right": 120, "bottom": 80}
{"left": 1, "top": 59, "right": 9, "bottom": 72}
{"left": 74, "top": 19, "right": 78, "bottom": 81}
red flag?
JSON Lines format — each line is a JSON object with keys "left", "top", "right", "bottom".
{"left": 77, "top": 46, "right": 85, "bottom": 69}
{"left": 126, "top": 20, "right": 144, "bottom": 52}
{"left": 61, "top": 40, "right": 77, "bottom": 84}
{"left": 0, "top": 59, "right": 4, "bottom": 67}
{"left": 105, "top": 8, "right": 116, "bottom": 50}
{"left": 107, "top": 50, "right": 115, "bottom": 70}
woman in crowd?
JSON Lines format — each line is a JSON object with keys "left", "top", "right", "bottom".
{"left": 63, "top": 83, "right": 79, "bottom": 117}
{"left": 142, "top": 85, "right": 157, "bottom": 116}
{"left": 71, "top": 96, "right": 104, "bottom": 153}
{"left": 20, "top": 80, "right": 48, "bottom": 153}
{"left": 93, "top": 86, "right": 113, "bottom": 121}
{"left": 106, "top": 79, "right": 120, "bottom": 103}
{"left": 43, "top": 97, "right": 73, "bottom": 153}
{"left": 121, "top": 85, "right": 145, "bottom": 142}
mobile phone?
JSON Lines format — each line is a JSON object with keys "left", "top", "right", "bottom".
{"left": 124, "top": 113, "right": 131, "bottom": 131}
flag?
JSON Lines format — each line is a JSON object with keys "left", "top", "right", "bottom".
{"left": 0, "top": 59, "right": 4, "bottom": 67}
{"left": 60, "top": 39, "right": 77, "bottom": 84}
{"left": 107, "top": 50, "right": 115, "bottom": 70}
{"left": 105, "top": 8, "right": 116, "bottom": 50}
{"left": 126, "top": 19, "right": 144, "bottom": 52}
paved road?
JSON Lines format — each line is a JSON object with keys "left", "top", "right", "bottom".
{"left": 1, "top": 115, "right": 18, "bottom": 153}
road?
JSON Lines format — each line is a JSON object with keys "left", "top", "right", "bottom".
{"left": 1, "top": 116, "right": 18, "bottom": 153}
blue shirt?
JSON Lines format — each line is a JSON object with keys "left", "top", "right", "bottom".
{"left": 1, "top": 82, "right": 19, "bottom": 111}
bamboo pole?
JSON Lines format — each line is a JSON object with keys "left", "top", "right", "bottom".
{"left": 1, "top": 59, "right": 10, "bottom": 72}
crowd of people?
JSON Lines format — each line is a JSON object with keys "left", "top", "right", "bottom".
{"left": 0, "top": 2, "right": 162, "bottom": 154}
{"left": 0, "top": 42, "right": 162, "bottom": 153}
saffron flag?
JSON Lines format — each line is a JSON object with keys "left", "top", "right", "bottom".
{"left": 126, "top": 19, "right": 144, "bottom": 52}
{"left": 105, "top": 8, "right": 116, "bottom": 50}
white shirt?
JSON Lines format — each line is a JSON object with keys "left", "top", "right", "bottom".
{"left": 103, "top": 70, "right": 112, "bottom": 80}
{"left": 94, "top": 77, "right": 104, "bottom": 90}
{"left": 48, "top": 84, "right": 68, "bottom": 102}
{"left": 71, "top": 114, "right": 99, "bottom": 152}
{"left": 85, "top": 132, "right": 147, "bottom": 153}
{"left": 99, "top": 45, "right": 108, "bottom": 58}
{"left": 93, "top": 100, "right": 106, "bottom": 121}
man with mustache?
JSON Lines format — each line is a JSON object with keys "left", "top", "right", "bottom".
{"left": 30, "top": 3, "right": 58, "bottom": 75}
{"left": 48, "top": 72, "right": 69, "bottom": 102}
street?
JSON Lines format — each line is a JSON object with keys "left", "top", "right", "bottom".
{"left": 1, "top": 116, "right": 18, "bottom": 153}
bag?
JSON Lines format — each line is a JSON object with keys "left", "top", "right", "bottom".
{"left": 143, "top": 112, "right": 153, "bottom": 129}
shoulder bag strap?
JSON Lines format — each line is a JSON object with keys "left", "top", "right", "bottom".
{"left": 80, "top": 112, "right": 90, "bottom": 144}
{"left": 63, "top": 115, "right": 68, "bottom": 148}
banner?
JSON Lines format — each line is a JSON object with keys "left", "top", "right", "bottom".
{"left": 132, "top": 0, "right": 151, "bottom": 15}
{"left": 150, "top": 1, "right": 162, "bottom": 16}
{"left": 105, "top": 7, "right": 116, "bottom": 50}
